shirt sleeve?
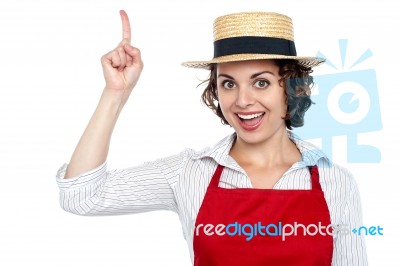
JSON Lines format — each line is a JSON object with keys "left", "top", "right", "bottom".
{"left": 331, "top": 166, "right": 368, "bottom": 266}
{"left": 55, "top": 151, "right": 187, "bottom": 216}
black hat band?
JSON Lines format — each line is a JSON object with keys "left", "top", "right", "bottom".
{"left": 214, "top": 36, "right": 297, "bottom": 58}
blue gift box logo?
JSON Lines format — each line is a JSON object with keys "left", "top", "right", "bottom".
{"left": 293, "top": 39, "right": 382, "bottom": 163}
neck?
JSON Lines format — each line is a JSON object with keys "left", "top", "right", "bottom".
{"left": 230, "top": 129, "right": 301, "bottom": 168}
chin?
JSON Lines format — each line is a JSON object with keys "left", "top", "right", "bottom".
{"left": 233, "top": 124, "right": 287, "bottom": 146}
{"left": 235, "top": 129, "right": 270, "bottom": 145}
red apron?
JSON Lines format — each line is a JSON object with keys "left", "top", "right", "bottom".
{"left": 193, "top": 165, "right": 333, "bottom": 265}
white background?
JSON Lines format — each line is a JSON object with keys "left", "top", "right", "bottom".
{"left": 0, "top": 0, "right": 399, "bottom": 265}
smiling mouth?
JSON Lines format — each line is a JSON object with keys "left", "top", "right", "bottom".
{"left": 236, "top": 112, "right": 265, "bottom": 128}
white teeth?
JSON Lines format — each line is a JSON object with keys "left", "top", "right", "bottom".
{"left": 237, "top": 113, "right": 264, "bottom": 120}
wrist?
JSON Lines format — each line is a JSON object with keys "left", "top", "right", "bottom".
{"left": 97, "top": 89, "right": 126, "bottom": 118}
{"left": 100, "top": 88, "right": 129, "bottom": 113}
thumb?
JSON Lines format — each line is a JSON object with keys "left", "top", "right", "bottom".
{"left": 124, "top": 44, "right": 142, "bottom": 65}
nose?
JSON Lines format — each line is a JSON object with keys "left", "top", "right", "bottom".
{"left": 235, "top": 87, "right": 255, "bottom": 108}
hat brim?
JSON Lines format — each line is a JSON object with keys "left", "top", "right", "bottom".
{"left": 182, "top": 54, "right": 325, "bottom": 69}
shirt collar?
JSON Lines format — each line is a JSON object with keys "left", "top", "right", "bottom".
{"left": 192, "top": 131, "right": 329, "bottom": 169}
{"left": 287, "top": 131, "right": 330, "bottom": 167}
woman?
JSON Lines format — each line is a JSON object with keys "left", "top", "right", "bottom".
{"left": 56, "top": 10, "right": 368, "bottom": 265}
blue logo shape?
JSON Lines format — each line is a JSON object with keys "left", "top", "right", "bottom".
{"left": 294, "top": 39, "right": 382, "bottom": 163}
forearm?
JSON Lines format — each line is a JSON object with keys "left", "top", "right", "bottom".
{"left": 64, "top": 89, "right": 124, "bottom": 179}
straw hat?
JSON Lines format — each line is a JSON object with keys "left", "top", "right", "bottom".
{"left": 182, "top": 12, "right": 325, "bottom": 69}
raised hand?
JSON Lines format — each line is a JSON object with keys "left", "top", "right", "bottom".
{"left": 101, "top": 10, "right": 143, "bottom": 104}
{"left": 64, "top": 11, "right": 144, "bottom": 179}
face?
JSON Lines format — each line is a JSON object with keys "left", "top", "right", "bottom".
{"left": 216, "top": 60, "right": 287, "bottom": 145}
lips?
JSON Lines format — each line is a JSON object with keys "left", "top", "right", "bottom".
{"left": 236, "top": 112, "right": 265, "bottom": 131}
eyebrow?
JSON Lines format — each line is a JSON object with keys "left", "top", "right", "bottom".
{"left": 217, "top": 71, "right": 275, "bottom": 80}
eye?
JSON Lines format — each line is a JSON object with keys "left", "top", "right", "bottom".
{"left": 222, "top": 80, "right": 236, "bottom": 89}
{"left": 254, "top": 79, "right": 270, "bottom": 89}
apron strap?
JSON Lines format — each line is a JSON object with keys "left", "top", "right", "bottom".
{"left": 209, "top": 164, "right": 224, "bottom": 188}
{"left": 309, "top": 165, "right": 323, "bottom": 192}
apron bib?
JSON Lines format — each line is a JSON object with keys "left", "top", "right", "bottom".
{"left": 193, "top": 165, "right": 333, "bottom": 265}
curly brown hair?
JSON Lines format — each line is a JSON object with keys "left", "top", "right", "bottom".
{"left": 199, "top": 59, "right": 314, "bottom": 130}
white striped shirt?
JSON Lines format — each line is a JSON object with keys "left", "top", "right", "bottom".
{"left": 56, "top": 131, "right": 368, "bottom": 265}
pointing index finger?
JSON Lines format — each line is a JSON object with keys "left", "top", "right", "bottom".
{"left": 120, "top": 10, "right": 131, "bottom": 43}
